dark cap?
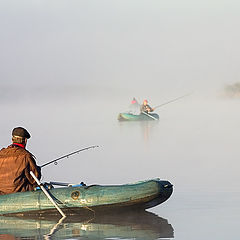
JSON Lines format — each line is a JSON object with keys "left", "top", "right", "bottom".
{"left": 12, "top": 127, "right": 31, "bottom": 139}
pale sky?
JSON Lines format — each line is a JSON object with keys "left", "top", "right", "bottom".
{"left": 0, "top": 0, "right": 240, "bottom": 92}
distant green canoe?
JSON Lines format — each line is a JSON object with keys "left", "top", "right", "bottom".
{"left": 118, "top": 112, "right": 159, "bottom": 121}
{"left": 0, "top": 178, "right": 172, "bottom": 216}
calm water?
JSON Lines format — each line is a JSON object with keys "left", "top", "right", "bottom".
{"left": 0, "top": 88, "right": 239, "bottom": 239}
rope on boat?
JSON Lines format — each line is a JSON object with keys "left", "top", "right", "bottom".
{"left": 83, "top": 205, "right": 95, "bottom": 217}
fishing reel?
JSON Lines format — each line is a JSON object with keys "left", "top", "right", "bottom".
{"left": 43, "top": 182, "right": 54, "bottom": 189}
{"left": 34, "top": 182, "right": 54, "bottom": 191}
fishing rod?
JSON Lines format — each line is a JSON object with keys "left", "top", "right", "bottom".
{"left": 154, "top": 93, "right": 191, "bottom": 110}
{"left": 40, "top": 145, "right": 99, "bottom": 168}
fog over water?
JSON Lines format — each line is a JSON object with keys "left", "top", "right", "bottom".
{"left": 1, "top": 86, "right": 240, "bottom": 239}
{"left": 1, "top": 0, "right": 240, "bottom": 239}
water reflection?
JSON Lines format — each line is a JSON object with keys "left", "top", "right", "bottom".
{"left": 0, "top": 210, "right": 174, "bottom": 239}
{"left": 118, "top": 121, "right": 159, "bottom": 142}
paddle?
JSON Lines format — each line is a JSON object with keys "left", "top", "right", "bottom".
{"left": 30, "top": 171, "right": 66, "bottom": 218}
{"left": 44, "top": 216, "right": 66, "bottom": 239}
{"left": 153, "top": 94, "right": 191, "bottom": 110}
{"left": 40, "top": 145, "right": 99, "bottom": 168}
{"left": 141, "top": 111, "right": 158, "bottom": 120}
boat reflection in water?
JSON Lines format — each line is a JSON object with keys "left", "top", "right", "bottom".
{"left": 0, "top": 210, "right": 174, "bottom": 239}
{"left": 118, "top": 120, "right": 159, "bottom": 142}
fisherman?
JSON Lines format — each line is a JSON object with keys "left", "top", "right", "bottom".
{"left": 0, "top": 127, "right": 41, "bottom": 195}
{"left": 129, "top": 97, "right": 140, "bottom": 115}
{"left": 140, "top": 99, "right": 155, "bottom": 113}
{"left": 131, "top": 97, "right": 137, "bottom": 105}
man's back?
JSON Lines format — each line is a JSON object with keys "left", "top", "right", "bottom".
{"left": 0, "top": 145, "right": 39, "bottom": 195}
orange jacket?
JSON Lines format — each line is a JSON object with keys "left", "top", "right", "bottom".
{"left": 0, "top": 145, "right": 41, "bottom": 195}
{"left": 140, "top": 104, "right": 154, "bottom": 113}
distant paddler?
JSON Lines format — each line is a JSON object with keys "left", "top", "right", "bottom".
{"left": 128, "top": 97, "right": 140, "bottom": 115}
{"left": 140, "top": 99, "right": 155, "bottom": 114}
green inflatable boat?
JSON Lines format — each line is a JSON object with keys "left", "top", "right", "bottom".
{"left": 118, "top": 112, "right": 159, "bottom": 121}
{"left": 0, "top": 178, "right": 173, "bottom": 216}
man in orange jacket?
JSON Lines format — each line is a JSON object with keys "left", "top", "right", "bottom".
{"left": 0, "top": 127, "right": 41, "bottom": 195}
{"left": 140, "top": 99, "right": 155, "bottom": 113}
